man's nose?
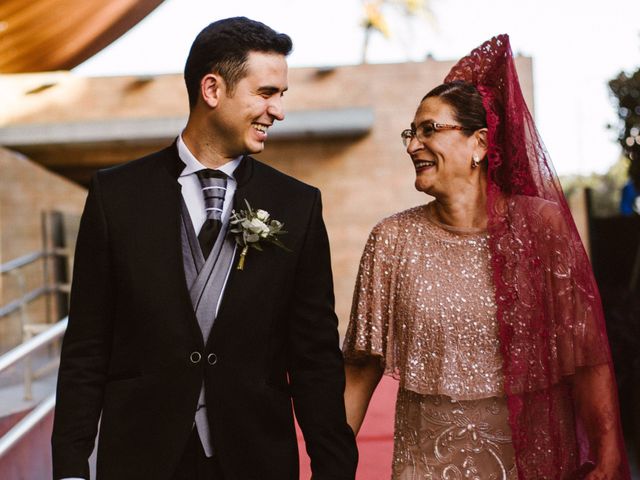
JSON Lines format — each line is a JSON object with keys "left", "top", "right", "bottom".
{"left": 268, "top": 97, "right": 285, "bottom": 121}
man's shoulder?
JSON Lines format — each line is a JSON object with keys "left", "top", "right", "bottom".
{"left": 249, "top": 157, "right": 318, "bottom": 196}
{"left": 96, "top": 145, "right": 176, "bottom": 182}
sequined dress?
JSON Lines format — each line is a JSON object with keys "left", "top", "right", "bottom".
{"left": 343, "top": 204, "right": 517, "bottom": 479}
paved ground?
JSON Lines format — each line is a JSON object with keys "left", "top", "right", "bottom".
{"left": 0, "top": 350, "right": 58, "bottom": 418}
{"left": 0, "top": 363, "right": 637, "bottom": 478}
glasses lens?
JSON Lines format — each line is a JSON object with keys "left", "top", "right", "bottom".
{"left": 418, "top": 123, "right": 435, "bottom": 139}
{"left": 401, "top": 129, "right": 413, "bottom": 147}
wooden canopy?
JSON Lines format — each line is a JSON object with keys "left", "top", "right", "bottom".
{"left": 0, "top": 0, "right": 164, "bottom": 73}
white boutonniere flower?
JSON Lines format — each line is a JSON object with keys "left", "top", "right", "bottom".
{"left": 229, "top": 200, "right": 290, "bottom": 270}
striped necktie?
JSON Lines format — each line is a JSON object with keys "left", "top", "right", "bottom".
{"left": 196, "top": 169, "right": 227, "bottom": 259}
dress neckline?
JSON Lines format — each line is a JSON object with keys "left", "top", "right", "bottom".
{"left": 423, "top": 203, "right": 487, "bottom": 235}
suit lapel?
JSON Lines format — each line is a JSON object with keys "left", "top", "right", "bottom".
{"left": 153, "top": 143, "right": 206, "bottom": 349}
{"left": 226, "top": 154, "right": 256, "bottom": 266}
{"left": 204, "top": 156, "right": 258, "bottom": 348}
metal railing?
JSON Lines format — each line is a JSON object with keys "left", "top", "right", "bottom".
{"left": 0, "top": 317, "right": 67, "bottom": 459}
{"left": 0, "top": 251, "right": 45, "bottom": 274}
{"left": 0, "top": 210, "right": 77, "bottom": 465}
{"left": 1, "top": 245, "right": 72, "bottom": 400}
{"left": 0, "top": 249, "right": 71, "bottom": 319}
{"left": 0, "top": 251, "right": 47, "bottom": 319}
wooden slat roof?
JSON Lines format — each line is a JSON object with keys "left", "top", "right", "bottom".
{"left": 0, "top": 0, "right": 164, "bottom": 73}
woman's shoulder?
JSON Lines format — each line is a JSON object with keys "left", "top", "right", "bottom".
{"left": 507, "top": 194, "right": 564, "bottom": 222}
{"left": 504, "top": 194, "right": 575, "bottom": 240}
{"left": 369, "top": 205, "right": 428, "bottom": 238}
{"left": 508, "top": 194, "right": 558, "bottom": 210}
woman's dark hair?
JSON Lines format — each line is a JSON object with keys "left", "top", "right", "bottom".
{"left": 184, "top": 17, "right": 293, "bottom": 108}
{"left": 422, "top": 81, "right": 487, "bottom": 135}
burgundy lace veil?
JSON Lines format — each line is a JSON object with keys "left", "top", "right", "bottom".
{"left": 444, "top": 35, "right": 630, "bottom": 478}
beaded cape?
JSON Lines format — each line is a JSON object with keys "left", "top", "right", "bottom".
{"left": 345, "top": 204, "right": 503, "bottom": 400}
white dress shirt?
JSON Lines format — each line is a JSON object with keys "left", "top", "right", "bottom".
{"left": 176, "top": 134, "right": 241, "bottom": 234}
{"left": 59, "top": 137, "right": 241, "bottom": 480}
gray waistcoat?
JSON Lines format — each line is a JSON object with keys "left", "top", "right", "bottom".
{"left": 180, "top": 200, "right": 236, "bottom": 457}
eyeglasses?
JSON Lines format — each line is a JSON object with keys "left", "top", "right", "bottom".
{"left": 400, "top": 122, "right": 466, "bottom": 147}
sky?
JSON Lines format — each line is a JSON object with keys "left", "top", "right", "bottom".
{"left": 73, "top": 0, "right": 640, "bottom": 176}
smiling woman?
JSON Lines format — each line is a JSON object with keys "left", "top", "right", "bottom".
{"left": 404, "top": 91, "right": 488, "bottom": 210}
{"left": 343, "top": 34, "right": 631, "bottom": 480}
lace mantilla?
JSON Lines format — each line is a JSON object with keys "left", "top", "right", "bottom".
{"left": 445, "top": 34, "right": 630, "bottom": 478}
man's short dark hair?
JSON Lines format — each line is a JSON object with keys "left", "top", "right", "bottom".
{"left": 184, "top": 17, "right": 293, "bottom": 108}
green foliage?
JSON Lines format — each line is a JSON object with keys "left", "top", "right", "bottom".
{"left": 567, "top": 39, "right": 640, "bottom": 217}
{"left": 608, "top": 57, "right": 640, "bottom": 189}
{"left": 560, "top": 156, "right": 630, "bottom": 217}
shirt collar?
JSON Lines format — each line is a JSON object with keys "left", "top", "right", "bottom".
{"left": 177, "top": 134, "right": 242, "bottom": 179}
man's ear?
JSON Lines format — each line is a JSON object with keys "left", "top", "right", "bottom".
{"left": 200, "top": 73, "right": 223, "bottom": 108}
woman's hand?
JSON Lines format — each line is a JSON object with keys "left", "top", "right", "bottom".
{"left": 344, "top": 356, "right": 384, "bottom": 435}
{"left": 584, "top": 465, "right": 619, "bottom": 480}
{"left": 583, "top": 443, "right": 622, "bottom": 480}
{"left": 573, "top": 365, "right": 626, "bottom": 480}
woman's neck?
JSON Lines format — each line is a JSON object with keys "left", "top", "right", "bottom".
{"left": 430, "top": 182, "right": 488, "bottom": 230}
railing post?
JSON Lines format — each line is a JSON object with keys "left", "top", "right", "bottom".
{"left": 23, "top": 328, "right": 34, "bottom": 402}
{"left": 41, "top": 211, "right": 52, "bottom": 326}
{"left": 9, "top": 270, "right": 33, "bottom": 400}
{"left": 8, "top": 270, "right": 34, "bottom": 400}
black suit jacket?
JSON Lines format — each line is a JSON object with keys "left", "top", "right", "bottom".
{"left": 52, "top": 144, "right": 357, "bottom": 480}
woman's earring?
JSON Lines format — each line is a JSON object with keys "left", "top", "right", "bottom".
{"left": 471, "top": 153, "right": 480, "bottom": 169}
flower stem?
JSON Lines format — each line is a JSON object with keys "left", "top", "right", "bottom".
{"left": 237, "top": 245, "right": 249, "bottom": 270}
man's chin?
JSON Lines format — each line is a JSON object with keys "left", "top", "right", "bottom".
{"left": 246, "top": 141, "right": 266, "bottom": 154}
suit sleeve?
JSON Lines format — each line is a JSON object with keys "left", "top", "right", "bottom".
{"left": 287, "top": 189, "right": 358, "bottom": 479}
{"left": 52, "top": 174, "right": 113, "bottom": 479}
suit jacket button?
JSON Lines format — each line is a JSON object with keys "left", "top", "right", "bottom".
{"left": 190, "top": 351, "right": 202, "bottom": 364}
{"left": 207, "top": 353, "right": 218, "bottom": 365}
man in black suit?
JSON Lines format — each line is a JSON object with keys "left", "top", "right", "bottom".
{"left": 52, "top": 17, "right": 358, "bottom": 480}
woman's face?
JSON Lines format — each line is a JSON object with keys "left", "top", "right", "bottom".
{"left": 406, "top": 96, "right": 479, "bottom": 197}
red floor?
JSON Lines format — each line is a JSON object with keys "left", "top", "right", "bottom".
{"left": 297, "top": 375, "right": 398, "bottom": 479}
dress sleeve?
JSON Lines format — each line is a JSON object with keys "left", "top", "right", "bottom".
{"left": 342, "top": 220, "right": 398, "bottom": 370}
